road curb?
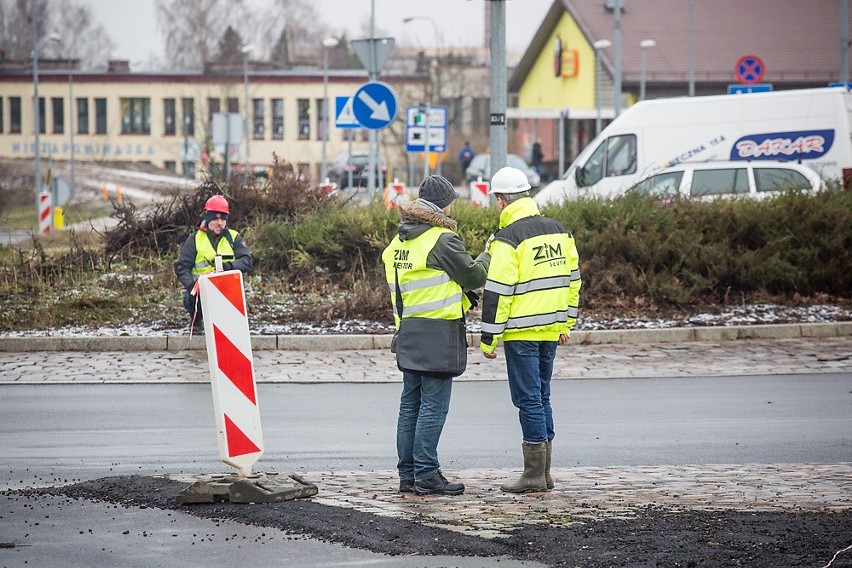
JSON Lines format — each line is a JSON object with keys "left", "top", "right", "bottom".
{"left": 0, "top": 322, "right": 850, "bottom": 352}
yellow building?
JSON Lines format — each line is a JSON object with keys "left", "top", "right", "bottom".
{"left": 0, "top": 61, "right": 425, "bottom": 180}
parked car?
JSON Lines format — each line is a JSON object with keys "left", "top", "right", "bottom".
{"left": 626, "top": 161, "right": 822, "bottom": 200}
{"left": 327, "top": 152, "right": 387, "bottom": 188}
{"left": 465, "top": 153, "right": 541, "bottom": 188}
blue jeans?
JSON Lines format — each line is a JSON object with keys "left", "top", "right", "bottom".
{"left": 396, "top": 371, "right": 453, "bottom": 481}
{"left": 504, "top": 340, "right": 557, "bottom": 444}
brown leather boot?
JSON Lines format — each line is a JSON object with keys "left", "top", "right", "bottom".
{"left": 500, "top": 442, "right": 548, "bottom": 493}
{"left": 545, "top": 439, "right": 554, "bottom": 489}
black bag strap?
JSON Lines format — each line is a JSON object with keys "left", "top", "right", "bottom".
{"left": 394, "top": 264, "right": 404, "bottom": 320}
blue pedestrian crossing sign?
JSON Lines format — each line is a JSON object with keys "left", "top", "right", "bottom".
{"left": 352, "top": 81, "right": 398, "bottom": 130}
{"left": 335, "top": 96, "right": 359, "bottom": 129}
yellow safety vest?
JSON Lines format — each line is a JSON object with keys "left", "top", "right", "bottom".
{"left": 480, "top": 198, "right": 581, "bottom": 352}
{"left": 382, "top": 227, "right": 468, "bottom": 328}
{"left": 191, "top": 229, "right": 238, "bottom": 279}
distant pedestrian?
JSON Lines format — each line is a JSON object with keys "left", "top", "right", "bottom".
{"left": 531, "top": 140, "right": 544, "bottom": 176}
{"left": 458, "top": 141, "right": 475, "bottom": 176}
{"left": 174, "top": 195, "right": 253, "bottom": 327}
{"left": 480, "top": 167, "right": 581, "bottom": 493}
{"left": 382, "top": 175, "right": 490, "bottom": 496}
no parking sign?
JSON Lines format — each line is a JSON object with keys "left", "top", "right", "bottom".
{"left": 735, "top": 55, "right": 765, "bottom": 85}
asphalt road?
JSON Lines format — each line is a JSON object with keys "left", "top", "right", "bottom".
{"left": 2, "top": 374, "right": 850, "bottom": 490}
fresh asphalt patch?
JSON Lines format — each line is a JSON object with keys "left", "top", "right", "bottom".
{"left": 8, "top": 475, "right": 851, "bottom": 567}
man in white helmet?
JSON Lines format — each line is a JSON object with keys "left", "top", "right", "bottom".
{"left": 480, "top": 166, "right": 582, "bottom": 493}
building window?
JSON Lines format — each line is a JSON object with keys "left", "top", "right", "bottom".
{"left": 227, "top": 97, "right": 238, "bottom": 113}
{"left": 208, "top": 98, "right": 220, "bottom": 125}
{"left": 252, "top": 98, "right": 264, "bottom": 140}
{"left": 77, "top": 98, "right": 89, "bottom": 134}
{"left": 120, "top": 98, "right": 150, "bottom": 134}
{"left": 95, "top": 98, "right": 107, "bottom": 134}
{"left": 298, "top": 98, "right": 310, "bottom": 140}
{"left": 182, "top": 98, "right": 195, "bottom": 136}
{"left": 52, "top": 97, "right": 64, "bottom": 134}
{"left": 164, "top": 98, "right": 176, "bottom": 136}
{"left": 271, "top": 99, "right": 284, "bottom": 140}
{"left": 164, "top": 160, "right": 176, "bottom": 172}
{"left": 10, "top": 97, "right": 21, "bottom": 133}
{"left": 183, "top": 161, "right": 196, "bottom": 178}
{"left": 37, "top": 97, "right": 46, "bottom": 134}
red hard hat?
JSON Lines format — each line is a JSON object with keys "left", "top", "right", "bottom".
{"left": 204, "top": 195, "right": 229, "bottom": 214}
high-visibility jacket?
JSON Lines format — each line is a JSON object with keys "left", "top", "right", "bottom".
{"left": 191, "top": 229, "right": 239, "bottom": 279}
{"left": 480, "top": 197, "right": 581, "bottom": 354}
{"left": 382, "top": 226, "right": 470, "bottom": 328}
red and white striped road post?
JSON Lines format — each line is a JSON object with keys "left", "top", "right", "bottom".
{"left": 470, "top": 179, "right": 490, "bottom": 208}
{"left": 38, "top": 191, "right": 51, "bottom": 234}
{"left": 198, "top": 270, "right": 263, "bottom": 476}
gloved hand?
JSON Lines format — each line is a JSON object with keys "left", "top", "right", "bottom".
{"left": 465, "top": 290, "right": 480, "bottom": 309}
{"left": 223, "top": 261, "right": 234, "bottom": 271}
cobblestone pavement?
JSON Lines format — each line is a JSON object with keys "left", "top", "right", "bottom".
{"left": 4, "top": 335, "right": 851, "bottom": 538}
{"left": 1, "top": 336, "right": 851, "bottom": 384}
{"left": 297, "top": 463, "right": 852, "bottom": 539}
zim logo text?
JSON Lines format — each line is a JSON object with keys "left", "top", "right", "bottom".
{"left": 532, "top": 243, "right": 566, "bottom": 266}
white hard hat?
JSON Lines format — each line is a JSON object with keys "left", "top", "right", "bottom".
{"left": 489, "top": 166, "right": 531, "bottom": 194}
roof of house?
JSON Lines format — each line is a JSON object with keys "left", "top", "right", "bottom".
{"left": 511, "top": 0, "right": 852, "bottom": 90}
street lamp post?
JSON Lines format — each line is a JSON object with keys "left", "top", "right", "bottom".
{"left": 63, "top": 37, "right": 76, "bottom": 197}
{"left": 593, "top": 39, "right": 612, "bottom": 136}
{"left": 320, "top": 37, "right": 339, "bottom": 182}
{"left": 403, "top": 16, "right": 442, "bottom": 180}
{"left": 241, "top": 44, "right": 254, "bottom": 178}
{"left": 639, "top": 39, "right": 656, "bottom": 101}
{"left": 31, "top": 22, "right": 60, "bottom": 228}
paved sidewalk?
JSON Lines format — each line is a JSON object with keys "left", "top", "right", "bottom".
{"left": 163, "top": 463, "right": 852, "bottom": 539}
{"left": 1, "top": 335, "right": 850, "bottom": 384}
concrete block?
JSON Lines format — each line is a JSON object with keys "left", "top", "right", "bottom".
{"left": 250, "top": 335, "right": 277, "bottom": 351}
{"left": 734, "top": 324, "right": 801, "bottom": 340}
{"left": 372, "top": 335, "right": 394, "bottom": 349}
{"left": 167, "top": 335, "right": 208, "bottom": 351}
{"left": 694, "top": 327, "right": 740, "bottom": 342}
{"left": 0, "top": 337, "right": 56, "bottom": 352}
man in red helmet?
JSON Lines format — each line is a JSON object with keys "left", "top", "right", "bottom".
{"left": 174, "top": 195, "right": 253, "bottom": 326}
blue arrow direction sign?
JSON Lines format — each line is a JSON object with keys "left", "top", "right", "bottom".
{"left": 352, "top": 81, "right": 398, "bottom": 130}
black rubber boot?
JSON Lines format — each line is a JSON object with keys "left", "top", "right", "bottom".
{"left": 501, "top": 442, "right": 548, "bottom": 493}
{"left": 414, "top": 471, "right": 465, "bottom": 496}
{"left": 399, "top": 478, "right": 415, "bottom": 493}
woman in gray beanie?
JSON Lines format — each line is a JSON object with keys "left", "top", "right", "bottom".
{"left": 381, "top": 175, "right": 490, "bottom": 496}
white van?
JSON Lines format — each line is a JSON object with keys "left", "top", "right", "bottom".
{"left": 626, "top": 161, "right": 822, "bottom": 200}
{"left": 535, "top": 87, "right": 852, "bottom": 205}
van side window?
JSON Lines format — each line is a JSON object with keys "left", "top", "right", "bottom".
{"left": 691, "top": 168, "right": 748, "bottom": 195}
{"left": 754, "top": 168, "right": 811, "bottom": 192}
{"left": 606, "top": 135, "right": 637, "bottom": 177}
{"left": 630, "top": 172, "right": 683, "bottom": 197}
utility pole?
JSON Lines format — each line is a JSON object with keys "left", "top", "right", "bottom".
{"left": 489, "top": 0, "right": 507, "bottom": 175}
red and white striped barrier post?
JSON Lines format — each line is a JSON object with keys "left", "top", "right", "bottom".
{"left": 198, "top": 270, "right": 263, "bottom": 476}
{"left": 470, "top": 179, "right": 490, "bottom": 208}
{"left": 38, "top": 191, "right": 52, "bottom": 234}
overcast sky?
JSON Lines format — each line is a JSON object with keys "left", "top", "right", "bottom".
{"left": 83, "top": 0, "right": 554, "bottom": 67}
